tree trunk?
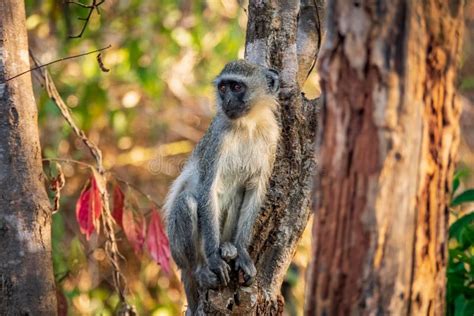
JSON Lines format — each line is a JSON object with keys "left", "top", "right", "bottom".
{"left": 0, "top": 1, "right": 57, "bottom": 314}
{"left": 306, "top": 1, "right": 464, "bottom": 315}
{"left": 197, "top": 1, "right": 323, "bottom": 314}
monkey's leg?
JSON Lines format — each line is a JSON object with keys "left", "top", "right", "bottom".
{"left": 167, "top": 192, "right": 199, "bottom": 271}
{"left": 168, "top": 192, "right": 223, "bottom": 289}
{"left": 168, "top": 193, "right": 220, "bottom": 310}
{"left": 182, "top": 269, "right": 200, "bottom": 315}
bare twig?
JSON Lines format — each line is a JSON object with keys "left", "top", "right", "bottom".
{"left": 2, "top": 45, "right": 111, "bottom": 83}
{"left": 32, "top": 54, "right": 128, "bottom": 305}
{"left": 112, "top": 175, "right": 162, "bottom": 209}
{"left": 30, "top": 52, "right": 105, "bottom": 171}
{"left": 43, "top": 158, "right": 161, "bottom": 208}
{"left": 43, "top": 158, "right": 94, "bottom": 170}
{"left": 67, "top": 0, "right": 105, "bottom": 38}
{"left": 44, "top": 158, "right": 162, "bottom": 271}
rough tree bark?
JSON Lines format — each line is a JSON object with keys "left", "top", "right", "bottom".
{"left": 0, "top": 1, "right": 57, "bottom": 314}
{"left": 197, "top": 0, "right": 324, "bottom": 314}
{"left": 306, "top": 1, "right": 464, "bottom": 315}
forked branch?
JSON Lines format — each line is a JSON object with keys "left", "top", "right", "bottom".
{"left": 67, "top": 0, "right": 105, "bottom": 38}
{"left": 1, "top": 45, "right": 110, "bottom": 83}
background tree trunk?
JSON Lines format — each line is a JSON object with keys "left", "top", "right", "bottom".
{"left": 0, "top": 1, "right": 57, "bottom": 314}
{"left": 306, "top": 1, "right": 464, "bottom": 315}
{"left": 198, "top": 0, "right": 323, "bottom": 314}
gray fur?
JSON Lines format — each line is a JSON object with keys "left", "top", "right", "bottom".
{"left": 164, "top": 60, "right": 280, "bottom": 314}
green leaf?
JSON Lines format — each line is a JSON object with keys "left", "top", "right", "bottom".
{"left": 452, "top": 190, "right": 474, "bottom": 207}
{"left": 453, "top": 178, "right": 461, "bottom": 195}
{"left": 454, "top": 168, "right": 471, "bottom": 182}
{"left": 454, "top": 295, "right": 474, "bottom": 316}
{"left": 460, "top": 226, "right": 474, "bottom": 250}
{"left": 448, "top": 261, "right": 467, "bottom": 274}
{"left": 450, "top": 212, "right": 474, "bottom": 240}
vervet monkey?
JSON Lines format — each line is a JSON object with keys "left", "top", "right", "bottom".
{"left": 164, "top": 60, "right": 280, "bottom": 313}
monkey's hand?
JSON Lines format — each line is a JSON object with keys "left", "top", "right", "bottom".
{"left": 208, "top": 251, "right": 231, "bottom": 286}
{"left": 220, "top": 242, "right": 238, "bottom": 262}
{"left": 235, "top": 247, "right": 256, "bottom": 287}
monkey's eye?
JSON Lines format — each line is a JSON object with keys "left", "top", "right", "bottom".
{"left": 218, "top": 84, "right": 226, "bottom": 93}
{"left": 231, "top": 83, "right": 242, "bottom": 92}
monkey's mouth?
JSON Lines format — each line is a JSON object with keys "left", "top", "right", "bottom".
{"left": 224, "top": 110, "right": 244, "bottom": 120}
{"left": 222, "top": 102, "right": 249, "bottom": 120}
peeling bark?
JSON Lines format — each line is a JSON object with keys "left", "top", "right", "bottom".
{"left": 306, "top": 1, "right": 464, "bottom": 315}
{"left": 198, "top": 0, "right": 324, "bottom": 314}
{"left": 0, "top": 1, "right": 57, "bottom": 314}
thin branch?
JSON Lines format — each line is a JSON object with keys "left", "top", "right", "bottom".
{"left": 2, "top": 45, "right": 111, "bottom": 83}
{"left": 31, "top": 53, "right": 127, "bottom": 304}
{"left": 112, "top": 174, "right": 162, "bottom": 208}
{"left": 30, "top": 51, "right": 105, "bottom": 171}
{"left": 67, "top": 1, "right": 91, "bottom": 8}
{"left": 43, "top": 158, "right": 162, "bottom": 209}
{"left": 67, "top": 0, "right": 105, "bottom": 38}
{"left": 44, "top": 159, "right": 163, "bottom": 275}
{"left": 43, "top": 158, "right": 94, "bottom": 170}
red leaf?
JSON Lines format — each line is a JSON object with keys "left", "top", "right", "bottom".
{"left": 146, "top": 209, "right": 171, "bottom": 273}
{"left": 112, "top": 185, "right": 125, "bottom": 228}
{"left": 75, "top": 175, "right": 103, "bottom": 240}
{"left": 122, "top": 206, "right": 146, "bottom": 255}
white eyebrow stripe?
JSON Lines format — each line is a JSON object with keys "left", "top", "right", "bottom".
{"left": 215, "top": 74, "right": 249, "bottom": 83}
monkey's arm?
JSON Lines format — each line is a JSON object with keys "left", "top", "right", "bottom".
{"left": 194, "top": 120, "right": 224, "bottom": 259}
{"left": 195, "top": 122, "right": 233, "bottom": 286}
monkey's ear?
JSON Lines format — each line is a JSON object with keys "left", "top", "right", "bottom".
{"left": 265, "top": 68, "right": 280, "bottom": 94}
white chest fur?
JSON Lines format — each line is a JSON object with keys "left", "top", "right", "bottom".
{"left": 217, "top": 106, "right": 280, "bottom": 188}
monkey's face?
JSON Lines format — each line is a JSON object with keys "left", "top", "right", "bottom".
{"left": 214, "top": 60, "right": 280, "bottom": 120}
{"left": 216, "top": 79, "right": 250, "bottom": 120}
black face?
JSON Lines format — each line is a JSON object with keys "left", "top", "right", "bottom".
{"left": 217, "top": 80, "right": 248, "bottom": 120}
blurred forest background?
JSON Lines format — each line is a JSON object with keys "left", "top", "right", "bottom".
{"left": 23, "top": 0, "right": 473, "bottom": 315}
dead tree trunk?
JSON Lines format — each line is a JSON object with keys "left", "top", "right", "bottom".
{"left": 306, "top": 0, "right": 464, "bottom": 315}
{"left": 0, "top": 1, "right": 57, "bottom": 314}
{"left": 198, "top": 1, "right": 324, "bottom": 314}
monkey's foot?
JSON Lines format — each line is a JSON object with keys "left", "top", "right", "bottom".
{"left": 235, "top": 249, "right": 256, "bottom": 287}
{"left": 195, "top": 266, "right": 220, "bottom": 289}
{"left": 220, "top": 242, "right": 238, "bottom": 262}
